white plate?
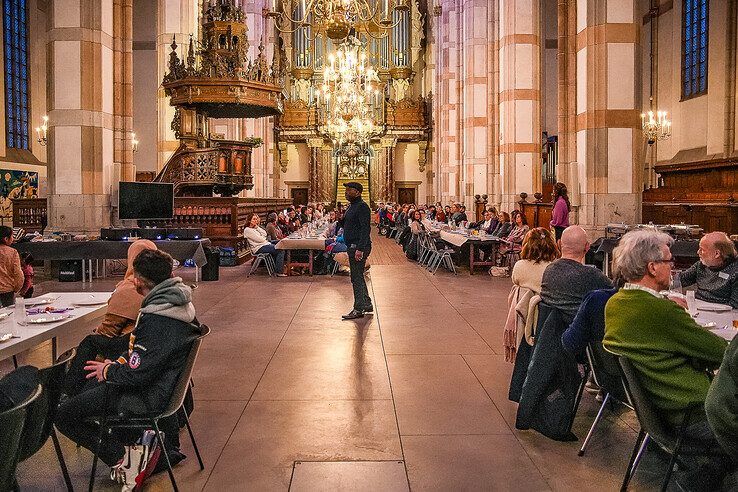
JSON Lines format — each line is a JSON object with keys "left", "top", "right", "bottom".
{"left": 24, "top": 297, "right": 56, "bottom": 306}
{"left": 72, "top": 297, "right": 108, "bottom": 306}
{"left": 695, "top": 301, "right": 733, "bottom": 312}
{"left": 26, "top": 314, "right": 70, "bottom": 324}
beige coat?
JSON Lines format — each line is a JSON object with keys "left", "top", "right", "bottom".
{"left": 503, "top": 285, "right": 541, "bottom": 363}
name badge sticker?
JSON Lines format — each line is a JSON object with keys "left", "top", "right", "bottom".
{"left": 718, "top": 271, "right": 730, "bottom": 280}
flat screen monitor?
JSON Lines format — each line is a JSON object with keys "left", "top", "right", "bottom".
{"left": 118, "top": 182, "right": 174, "bottom": 220}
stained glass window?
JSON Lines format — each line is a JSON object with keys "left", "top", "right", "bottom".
{"left": 682, "top": 0, "right": 708, "bottom": 100}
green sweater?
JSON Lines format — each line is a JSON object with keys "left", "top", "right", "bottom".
{"left": 604, "top": 289, "right": 727, "bottom": 425}
{"left": 705, "top": 335, "right": 738, "bottom": 457}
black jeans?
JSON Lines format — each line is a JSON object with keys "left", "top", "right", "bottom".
{"left": 348, "top": 247, "right": 372, "bottom": 311}
{"left": 553, "top": 226, "right": 566, "bottom": 241}
{"left": 55, "top": 382, "right": 181, "bottom": 466}
{"left": 65, "top": 334, "right": 132, "bottom": 396}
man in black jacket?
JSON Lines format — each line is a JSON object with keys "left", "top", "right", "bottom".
{"left": 341, "top": 182, "right": 373, "bottom": 320}
{"left": 56, "top": 249, "right": 199, "bottom": 474}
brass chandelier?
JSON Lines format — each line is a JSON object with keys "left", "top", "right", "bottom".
{"left": 315, "top": 36, "right": 385, "bottom": 147}
{"left": 266, "top": 0, "right": 410, "bottom": 40}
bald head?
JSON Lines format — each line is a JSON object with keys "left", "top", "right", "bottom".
{"left": 699, "top": 231, "right": 737, "bottom": 267}
{"left": 560, "top": 226, "right": 589, "bottom": 261}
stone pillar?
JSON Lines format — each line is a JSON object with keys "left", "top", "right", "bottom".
{"left": 381, "top": 137, "right": 397, "bottom": 202}
{"left": 557, "top": 0, "right": 578, "bottom": 207}
{"left": 307, "top": 138, "right": 323, "bottom": 203}
{"left": 498, "top": 0, "right": 541, "bottom": 212}
{"left": 114, "top": 0, "right": 134, "bottom": 182}
{"left": 47, "top": 0, "right": 115, "bottom": 233}
{"left": 320, "top": 144, "right": 334, "bottom": 204}
{"left": 156, "top": 0, "right": 197, "bottom": 170}
{"left": 575, "top": 0, "right": 642, "bottom": 230}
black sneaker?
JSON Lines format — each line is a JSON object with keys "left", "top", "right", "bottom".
{"left": 342, "top": 309, "right": 365, "bottom": 320}
{"left": 152, "top": 448, "right": 187, "bottom": 475}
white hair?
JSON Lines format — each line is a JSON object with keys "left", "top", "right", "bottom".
{"left": 612, "top": 229, "right": 674, "bottom": 282}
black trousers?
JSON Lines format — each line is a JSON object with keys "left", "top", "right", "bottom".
{"left": 65, "top": 333, "right": 131, "bottom": 396}
{"left": 55, "top": 383, "right": 181, "bottom": 466}
{"left": 553, "top": 226, "right": 566, "bottom": 241}
{"left": 348, "top": 247, "right": 372, "bottom": 312}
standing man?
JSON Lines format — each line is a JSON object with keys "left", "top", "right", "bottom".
{"left": 341, "top": 182, "right": 373, "bottom": 320}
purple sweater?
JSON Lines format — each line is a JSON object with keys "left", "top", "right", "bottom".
{"left": 550, "top": 196, "right": 570, "bottom": 228}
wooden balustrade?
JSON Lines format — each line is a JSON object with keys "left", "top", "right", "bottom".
{"left": 518, "top": 193, "right": 553, "bottom": 229}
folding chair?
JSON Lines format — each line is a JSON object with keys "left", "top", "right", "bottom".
{"left": 0, "top": 385, "right": 42, "bottom": 492}
{"left": 617, "top": 356, "right": 727, "bottom": 491}
{"left": 246, "top": 245, "right": 275, "bottom": 277}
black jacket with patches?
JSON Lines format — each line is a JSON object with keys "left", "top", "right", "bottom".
{"left": 105, "top": 313, "right": 200, "bottom": 415}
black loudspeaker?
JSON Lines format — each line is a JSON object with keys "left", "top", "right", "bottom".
{"left": 59, "top": 260, "right": 82, "bottom": 282}
{"left": 101, "top": 228, "right": 134, "bottom": 241}
{"left": 166, "top": 228, "right": 204, "bottom": 240}
{"left": 139, "top": 228, "right": 167, "bottom": 240}
{"left": 201, "top": 247, "right": 220, "bottom": 281}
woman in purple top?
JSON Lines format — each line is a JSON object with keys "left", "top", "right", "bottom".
{"left": 550, "top": 182, "right": 571, "bottom": 241}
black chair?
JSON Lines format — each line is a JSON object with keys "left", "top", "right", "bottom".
{"left": 0, "top": 385, "right": 43, "bottom": 492}
{"left": 616, "top": 356, "right": 726, "bottom": 491}
{"left": 15, "top": 349, "right": 76, "bottom": 491}
{"left": 578, "top": 342, "right": 635, "bottom": 457}
{"left": 88, "top": 325, "right": 210, "bottom": 492}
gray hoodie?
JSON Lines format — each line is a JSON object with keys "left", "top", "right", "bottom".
{"left": 139, "top": 277, "right": 196, "bottom": 323}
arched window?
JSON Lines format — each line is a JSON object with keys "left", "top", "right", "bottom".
{"left": 3, "top": 0, "right": 30, "bottom": 149}
{"left": 682, "top": 0, "right": 708, "bottom": 100}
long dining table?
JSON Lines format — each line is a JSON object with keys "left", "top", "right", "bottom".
{"left": 437, "top": 229, "right": 502, "bottom": 274}
{"left": 0, "top": 292, "right": 111, "bottom": 363}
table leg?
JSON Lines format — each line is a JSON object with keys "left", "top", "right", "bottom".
{"left": 309, "top": 250, "right": 314, "bottom": 276}
{"left": 81, "top": 260, "right": 86, "bottom": 284}
{"left": 89, "top": 260, "right": 94, "bottom": 282}
{"left": 469, "top": 243, "right": 475, "bottom": 275}
{"left": 51, "top": 337, "right": 57, "bottom": 363}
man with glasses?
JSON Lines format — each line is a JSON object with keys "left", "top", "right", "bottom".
{"left": 678, "top": 231, "right": 738, "bottom": 308}
{"left": 604, "top": 230, "right": 733, "bottom": 486}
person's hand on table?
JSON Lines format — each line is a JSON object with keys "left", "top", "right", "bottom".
{"left": 84, "top": 359, "right": 112, "bottom": 382}
{"left": 354, "top": 250, "right": 364, "bottom": 261}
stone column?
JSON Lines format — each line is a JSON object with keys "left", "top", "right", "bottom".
{"left": 557, "top": 0, "right": 578, "bottom": 207}
{"left": 113, "top": 0, "right": 134, "bottom": 182}
{"left": 47, "top": 0, "right": 115, "bottom": 233}
{"left": 498, "top": 0, "right": 541, "bottom": 212}
{"left": 307, "top": 138, "right": 323, "bottom": 203}
{"left": 321, "top": 144, "right": 334, "bottom": 204}
{"left": 381, "top": 137, "right": 397, "bottom": 202}
{"left": 156, "top": 0, "right": 198, "bottom": 170}
{"left": 575, "top": 0, "right": 642, "bottom": 230}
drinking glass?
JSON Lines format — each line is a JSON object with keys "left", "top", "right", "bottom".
{"left": 14, "top": 297, "right": 27, "bottom": 328}
{"left": 686, "top": 290, "right": 696, "bottom": 315}
{"left": 669, "top": 272, "right": 682, "bottom": 294}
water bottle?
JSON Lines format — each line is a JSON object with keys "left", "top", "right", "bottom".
{"left": 14, "top": 297, "right": 27, "bottom": 327}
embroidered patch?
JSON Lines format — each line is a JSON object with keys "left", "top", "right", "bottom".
{"left": 129, "top": 351, "right": 141, "bottom": 369}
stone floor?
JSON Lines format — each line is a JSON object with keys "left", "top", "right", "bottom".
{"left": 7, "top": 233, "right": 683, "bottom": 491}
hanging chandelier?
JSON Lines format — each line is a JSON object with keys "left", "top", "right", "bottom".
{"left": 641, "top": 110, "right": 672, "bottom": 145}
{"left": 266, "top": 0, "right": 410, "bottom": 40}
{"left": 316, "top": 36, "right": 385, "bottom": 146}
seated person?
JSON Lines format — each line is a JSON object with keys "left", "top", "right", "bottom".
{"left": 539, "top": 226, "right": 612, "bottom": 324}
{"left": 706, "top": 335, "right": 738, "bottom": 461}
{"left": 561, "top": 287, "right": 619, "bottom": 360}
{"left": 264, "top": 212, "right": 284, "bottom": 241}
{"left": 472, "top": 208, "right": 498, "bottom": 234}
{"left": 244, "top": 213, "right": 286, "bottom": 277}
{"left": 65, "top": 239, "right": 158, "bottom": 396}
{"left": 498, "top": 211, "right": 529, "bottom": 256}
{"left": 604, "top": 230, "right": 732, "bottom": 481}
{"left": 491, "top": 212, "right": 512, "bottom": 238}
{"left": 0, "top": 225, "right": 23, "bottom": 307}
{"left": 56, "top": 250, "right": 201, "bottom": 487}
{"left": 678, "top": 231, "right": 738, "bottom": 308}
{"left": 19, "top": 251, "right": 34, "bottom": 298}
{"left": 450, "top": 203, "right": 466, "bottom": 226}
{"left": 437, "top": 205, "right": 449, "bottom": 223}
{"left": 286, "top": 208, "right": 301, "bottom": 232}
{"left": 427, "top": 205, "right": 437, "bottom": 221}
{"left": 511, "top": 228, "right": 559, "bottom": 293}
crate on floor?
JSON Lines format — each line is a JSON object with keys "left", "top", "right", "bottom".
{"left": 219, "top": 247, "right": 237, "bottom": 266}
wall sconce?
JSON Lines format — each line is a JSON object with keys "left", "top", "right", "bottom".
{"left": 35, "top": 115, "right": 48, "bottom": 146}
{"left": 131, "top": 132, "right": 139, "bottom": 153}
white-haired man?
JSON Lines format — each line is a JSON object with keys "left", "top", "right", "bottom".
{"left": 604, "top": 230, "right": 733, "bottom": 484}
{"left": 678, "top": 231, "right": 738, "bottom": 308}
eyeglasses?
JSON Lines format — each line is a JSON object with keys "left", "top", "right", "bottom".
{"left": 652, "top": 258, "right": 675, "bottom": 266}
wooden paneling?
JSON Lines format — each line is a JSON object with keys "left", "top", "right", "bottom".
{"left": 519, "top": 200, "right": 553, "bottom": 229}
{"left": 642, "top": 159, "right": 738, "bottom": 234}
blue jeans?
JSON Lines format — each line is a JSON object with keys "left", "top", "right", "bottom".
{"left": 258, "top": 243, "right": 285, "bottom": 273}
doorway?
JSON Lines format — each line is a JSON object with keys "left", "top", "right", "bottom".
{"left": 397, "top": 187, "right": 416, "bottom": 205}
{"left": 291, "top": 188, "right": 308, "bottom": 207}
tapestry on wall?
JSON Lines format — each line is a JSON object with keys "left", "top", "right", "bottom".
{"left": 0, "top": 170, "right": 38, "bottom": 219}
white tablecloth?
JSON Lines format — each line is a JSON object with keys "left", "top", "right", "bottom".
{"left": 439, "top": 230, "right": 501, "bottom": 248}
{"left": 0, "top": 292, "right": 111, "bottom": 361}
{"left": 695, "top": 308, "right": 737, "bottom": 341}
{"left": 275, "top": 237, "right": 327, "bottom": 250}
